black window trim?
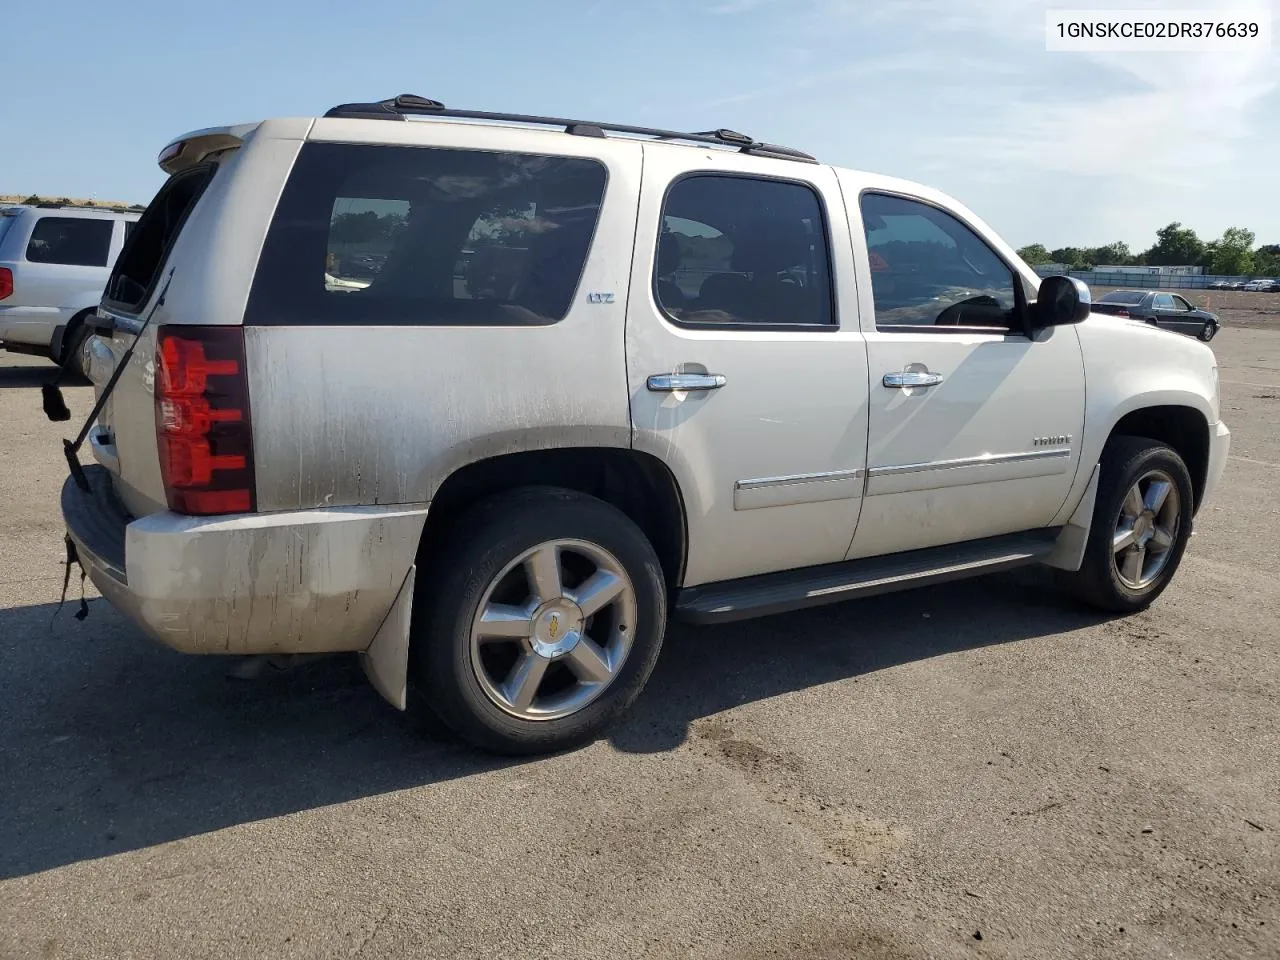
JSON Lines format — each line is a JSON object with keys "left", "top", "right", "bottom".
{"left": 102, "top": 161, "right": 218, "bottom": 313}
{"left": 652, "top": 170, "right": 840, "bottom": 334}
{"left": 857, "top": 188, "right": 1032, "bottom": 339}
{"left": 244, "top": 142, "right": 611, "bottom": 328}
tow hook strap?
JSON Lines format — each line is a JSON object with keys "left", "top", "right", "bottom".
{"left": 52, "top": 270, "right": 175, "bottom": 492}
{"left": 54, "top": 536, "right": 89, "bottom": 623}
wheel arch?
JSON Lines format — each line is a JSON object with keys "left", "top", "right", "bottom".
{"left": 421, "top": 446, "right": 689, "bottom": 590}
{"left": 56, "top": 305, "right": 98, "bottom": 364}
{"left": 1107, "top": 403, "right": 1211, "bottom": 513}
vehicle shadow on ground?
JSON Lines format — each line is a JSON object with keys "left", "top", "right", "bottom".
{"left": 610, "top": 568, "right": 1108, "bottom": 754}
{"left": 0, "top": 569, "right": 1109, "bottom": 880}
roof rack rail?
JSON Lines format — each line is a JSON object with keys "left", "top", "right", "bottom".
{"left": 322, "top": 94, "right": 818, "bottom": 164}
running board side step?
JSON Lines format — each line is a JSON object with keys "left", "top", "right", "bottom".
{"left": 674, "top": 529, "right": 1061, "bottom": 625}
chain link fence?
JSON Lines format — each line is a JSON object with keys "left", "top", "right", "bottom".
{"left": 1031, "top": 267, "right": 1270, "bottom": 291}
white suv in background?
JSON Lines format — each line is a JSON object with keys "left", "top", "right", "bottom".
{"left": 0, "top": 204, "right": 140, "bottom": 374}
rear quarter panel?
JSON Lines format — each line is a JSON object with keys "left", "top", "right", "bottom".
{"left": 247, "top": 122, "right": 643, "bottom": 510}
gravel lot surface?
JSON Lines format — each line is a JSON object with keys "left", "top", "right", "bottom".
{"left": 1, "top": 321, "right": 1277, "bottom": 960}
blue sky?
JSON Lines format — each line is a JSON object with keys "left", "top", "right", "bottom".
{"left": 2, "top": 0, "right": 1276, "bottom": 251}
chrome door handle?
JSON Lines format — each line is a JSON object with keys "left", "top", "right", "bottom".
{"left": 647, "top": 373, "right": 727, "bottom": 392}
{"left": 883, "top": 371, "right": 944, "bottom": 388}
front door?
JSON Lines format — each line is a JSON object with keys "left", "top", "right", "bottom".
{"left": 840, "top": 186, "right": 1087, "bottom": 560}
{"left": 1163, "top": 293, "right": 1206, "bottom": 336}
{"left": 626, "top": 148, "right": 869, "bottom": 587}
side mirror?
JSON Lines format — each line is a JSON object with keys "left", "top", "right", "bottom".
{"left": 1030, "top": 275, "right": 1091, "bottom": 333}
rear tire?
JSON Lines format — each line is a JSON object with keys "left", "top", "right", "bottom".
{"left": 409, "top": 487, "right": 667, "bottom": 755}
{"left": 1059, "top": 436, "right": 1194, "bottom": 613}
{"left": 59, "top": 311, "right": 93, "bottom": 379}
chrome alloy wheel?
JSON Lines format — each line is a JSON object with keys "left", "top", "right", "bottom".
{"left": 1112, "top": 469, "right": 1181, "bottom": 589}
{"left": 468, "top": 539, "right": 637, "bottom": 721}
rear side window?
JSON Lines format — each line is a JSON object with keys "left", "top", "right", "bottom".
{"left": 246, "top": 143, "right": 608, "bottom": 326}
{"left": 106, "top": 165, "right": 216, "bottom": 309}
{"left": 25, "top": 217, "right": 113, "bottom": 267}
{"left": 654, "top": 175, "right": 834, "bottom": 327}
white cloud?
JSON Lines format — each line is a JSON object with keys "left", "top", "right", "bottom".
{"left": 708, "top": 0, "right": 779, "bottom": 13}
{"left": 688, "top": 51, "right": 943, "bottom": 111}
{"left": 867, "top": 0, "right": 1276, "bottom": 183}
{"left": 691, "top": 0, "right": 1277, "bottom": 244}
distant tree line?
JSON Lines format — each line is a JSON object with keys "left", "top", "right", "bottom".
{"left": 1017, "top": 223, "right": 1278, "bottom": 277}
{"left": 13, "top": 193, "right": 145, "bottom": 212}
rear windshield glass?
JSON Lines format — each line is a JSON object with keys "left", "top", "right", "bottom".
{"left": 1098, "top": 291, "right": 1145, "bottom": 304}
{"left": 245, "top": 142, "right": 608, "bottom": 326}
{"left": 26, "top": 217, "right": 113, "bottom": 266}
{"left": 106, "top": 165, "right": 215, "bottom": 309}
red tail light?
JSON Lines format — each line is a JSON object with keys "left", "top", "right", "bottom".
{"left": 1115, "top": 308, "right": 1129, "bottom": 318}
{"left": 0, "top": 267, "right": 12, "bottom": 300}
{"left": 154, "top": 326, "right": 255, "bottom": 515}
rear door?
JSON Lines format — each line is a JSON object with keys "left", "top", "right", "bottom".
{"left": 626, "top": 147, "right": 869, "bottom": 587}
{"left": 1150, "top": 292, "right": 1178, "bottom": 329}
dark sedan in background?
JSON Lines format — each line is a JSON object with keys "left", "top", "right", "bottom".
{"left": 1090, "top": 290, "right": 1220, "bottom": 342}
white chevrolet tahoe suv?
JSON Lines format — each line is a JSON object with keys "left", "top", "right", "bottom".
{"left": 57, "top": 95, "right": 1230, "bottom": 755}
{"left": 0, "top": 204, "right": 140, "bottom": 374}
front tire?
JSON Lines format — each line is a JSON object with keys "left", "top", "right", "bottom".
{"left": 1060, "top": 437, "right": 1194, "bottom": 613}
{"left": 410, "top": 488, "right": 667, "bottom": 755}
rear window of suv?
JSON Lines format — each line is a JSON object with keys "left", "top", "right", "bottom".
{"left": 25, "top": 217, "right": 113, "bottom": 267}
{"left": 107, "top": 165, "right": 216, "bottom": 309}
{"left": 245, "top": 142, "right": 608, "bottom": 326}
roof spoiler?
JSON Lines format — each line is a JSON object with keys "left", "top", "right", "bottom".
{"left": 157, "top": 123, "right": 260, "bottom": 174}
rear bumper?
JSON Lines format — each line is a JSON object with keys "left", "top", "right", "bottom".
{"left": 1203, "top": 420, "right": 1230, "bottom": 510}
{"left": 62, "top": 466, "right": 428, "bottom": 655}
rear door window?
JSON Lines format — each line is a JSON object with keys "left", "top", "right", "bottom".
{"left": 25, "top": 217, "right": 113, "bottom": 266}
{"left": 247, "top": 143, "right": 608, "bottom": 326}
{"left": 653, "top": 175, "right": 834, "bottom": 328}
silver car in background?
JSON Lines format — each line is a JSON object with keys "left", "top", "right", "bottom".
{"left": 0, "top": 204, "right": 140, "bottom": 375}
